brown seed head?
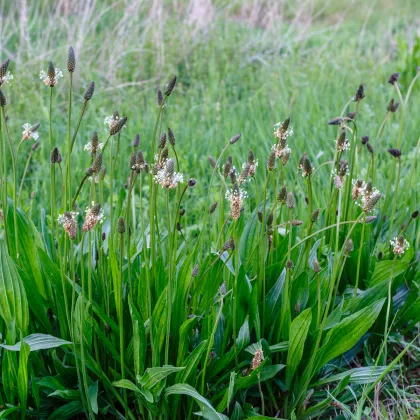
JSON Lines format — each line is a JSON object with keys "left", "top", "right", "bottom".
{"left": 168, "top": 127, "right": 176, "bottom": 146}
{"left": 133, "top": 134, "right": 140, "bottom": 148}
{"left": 277, "top": 186, "right": 287, "bottom": 204}
{"left": 286, "top": 192, "right": 295, "bottom": 209}
{"left": 0, "top": 58, "right": 10, "bottom": 80}
{"left": 110, "top": 117, "right": 127, "bottom": 135}
{"left": 117, "top": 217, "right": 126, "bottom": 234}
{"left": 67, "top": 47, "right": 76, "bottom": 73}
{"left": 388, "top": 148, "right": 401, "bottom": 158}
{"left": 344, "top": 239, "right": 354, "bottom": 254}
{"left": 328, "top": 117, "right": 343, "bottom": 125}
{"left": 361, "top": 136, "right": 369, "bottom": 145}
{"left": 209, "top": 202, "right": 218, "bottom": 214}
{"left": 313, "top": 259, "right": 321, "bottom": 273}
{"left": 92, "top": 153, "right": 102, "bottom": 173}
{"left": 0, "top": 89, "right": 6, "bottom": 107}
{"left": 158, "top": 132, "right": 167, "bottom": 149}
{"left": 354, "top": 84, "right": 365, "bottom": 101}
{"left": 165, "top": 75, "right": 177, "bottom": 96}
{"left": 208, "top": 155, "right": 217, "bottom": 169}
{"left": 267, "top": 150, "right": 276, "bottom": 172}
{"left": 311, "top": 208, "right": 320, "bottom": 223}
{"left": 157, "top": 89, "right": 163, "bottom": 106}
{"left": 366, "top": 142, "right": 374, "bottom": 154}
{"left": 84, "top": 82, "right": 95, "bottom": 101}
{"left": 388, "top": 72, "right": 399, "bottom": 85}
{"left": 229, "top": 133, "right": 241, "bottom": 145}
{"left": 50, "top": 147, "right": 62, "bottom": 164}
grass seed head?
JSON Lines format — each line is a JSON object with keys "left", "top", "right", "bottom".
{"left": 0, "top": 89, "right": 6, "bottom": 107}
{"left": 165, "top": 75, "right": 177, "bottom": 96}
{"left": 0, "top": 58, "right": 10, "bottom": 79}
{"left": 168, "top": 127, "right": 176, "bottom": 146}
{"left": 354, "top": 84, "right": 365, "bottom": 101}
{"left": 344, "top": 239, "right": 354, "bottom": 254}
{"left": 388, "top": 148, "right": 401, "bottom": 158}
{"left": 286, "top": 192, "right": 295, "bottom": 209}
{"left": 133, "top": 134, "right": 140, "bottom": 148}
{"left": 388, "top": 72, "right": 399, "bottom": 85}
{"left": 267, "top": 150, "right": 276, "bottom": 171}
{"left": 92, "top": 153, "right": 102, "bottom": 173}
{"left": 208, "top": 155, "right": 217, "bottom": 168}
{"left": 157, "top": 89, "right": 163, "bottom": 106}
{"left": 110, "top": 116, "right": 127, "bottom": 135}
{"left": 362, "top": 191, "right": 381, "bottom": 213}
{"left": 32, "top": 141, "right": 40, "bottom": 151}
{"left": 361, "top": 135, "right": 369, "bottom": 145}
{"left": 188, "top": 178, "right": 196, "bottom": 187}
{"left": 366, "top": 142, "right": 374, "bottom": 154}
{"left": 84, "top": 82, "right": 95, "bottom": 101}
{"left": 251, "top": 349, "right": 263, "bottom": 371}
{"left": 277, "top": 186, "right": 287, "bottom": 204}
{"left": 311, "top": 208, "right": 320, "bottom": 222}
{"left": 50, "top": 147, "right": 62, "bottom": 164}
{"left": 313, "top": 259, "right": 321, "bottom": 273}
{"left": 192, "top": 264, "right": 199, "bottom": 277}
{"left": 158, "top": 132, "right": 167, "bottom": 149}
{"left": 286, "top": 259, "right": 294, "bottom": 269}
{"left": 67, "top": 47, "right": 76, "bottom": 73}
{"left": 209, "top": 202, "right": 218, "bottom": 214}
{"left": 229, "top": 133, "right": 241, "bottom": 145}
{"left": 328, "top": 117, "right": 343, "bottom": 125}
{"left": 117, "top": 217, "right": 126, "bottom": 234}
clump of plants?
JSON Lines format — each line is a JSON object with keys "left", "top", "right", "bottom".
{"left": 0, "top": 50, "right": 418, "bottom": 419}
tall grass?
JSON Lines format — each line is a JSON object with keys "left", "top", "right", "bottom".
{"left": 0, "top": 39, "right": 418, "bottom": 418}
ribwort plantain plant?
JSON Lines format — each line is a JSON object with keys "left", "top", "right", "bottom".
{"left": 0, "top": 50, "right": 419, "bottom": 420}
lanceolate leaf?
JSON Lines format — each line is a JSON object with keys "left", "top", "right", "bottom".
{"left": 286, "top": 308, "right": 312, "bottom": 389}
{"left": 166, "top": 384, "right": 229, "bottom": 420}
{"left": 0, "top": 334, "right": 71, "bottom": 352}
{"left": 0, "top": 239, "right": 29, "bottom": 333}
{"left": 314, "top": 299, "right": 385, "bottom": 372}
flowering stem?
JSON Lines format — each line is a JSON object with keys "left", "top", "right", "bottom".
{"left": 119, "top": 231, "right": 127, "bottom": 410}
{"left": 233, "top": 220, "right": 239, "bottom": 368}
{"left": 70, "top": 100, "right": 88, "bottom": 152}
{"left": 72, "top": 174, "right": 89, "bottom": 208}
{"left": 353, "top": 213, "right": 366, "bottom": 308}
{"left": 383, "top": 255, "right": 397, "bottom": 363}
{"left": 67, "top": 73, "right": 73, "bottom": 209}
{"left": 387, "top": 158, "right": 401, "bottom": 242}
{"left": 165, "top": 190, "right": 172, "bottom": 365}
{"left": 17, "top": 149, "right": 34, "bottom": 204}
{"left": 1, "top": 107, "right": 18, "bottom": 258}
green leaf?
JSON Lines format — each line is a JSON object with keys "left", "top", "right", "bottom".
{"left": 176, "top": 340, "right": 208, "bottom": 384}
{"left": 286, "top": 308, "right": 312, "bottom": 389}
{"left": 311, "top": 365, "right": 398, "bottom": 387}
{"left": 17, "top": 339, "right": 30, "bottom": 415}
{"left": 370, "top": 260, "right": 409, "bottom": 286}
{"left": 88, "top": 381, "right": 99, "bottom": 415}
{"left": 0, "top": 334, "right": 72, "bottom": 351}
{"left": 112, "top": 379, "right": 153, "bottom": 403}
{"left": 47, "top": 401, "right": 83, "bottom": 420}
{"left": 166, "top": 384, "right": 229, "bottom": 420}
{"left": 236, "top": 363, "right": 285, "bottom": 391}
{"left": 138, "top": 365, "right": 185, "bottom": 390}
{"left": 0, "top": 239, "right": 29, "bottom": 333}
{"left": 314, "top": 299, "right": 385, "bottom": 372}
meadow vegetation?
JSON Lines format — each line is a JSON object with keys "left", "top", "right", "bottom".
{"left": 0, "top": 0, "right": 419, "bottom": 418}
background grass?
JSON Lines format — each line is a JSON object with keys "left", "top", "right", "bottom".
{"left": 2, "top": 0, "right": 420, "bottom": 211}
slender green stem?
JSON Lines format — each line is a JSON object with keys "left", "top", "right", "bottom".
{"left": 353, "top": 213, "right": 366, "bottom": 307}
{"left": 1, "top": 108, "right": 18, "bottom": 258}
{"left": 383, "top": 255, "right": 397, "bottom": 363}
